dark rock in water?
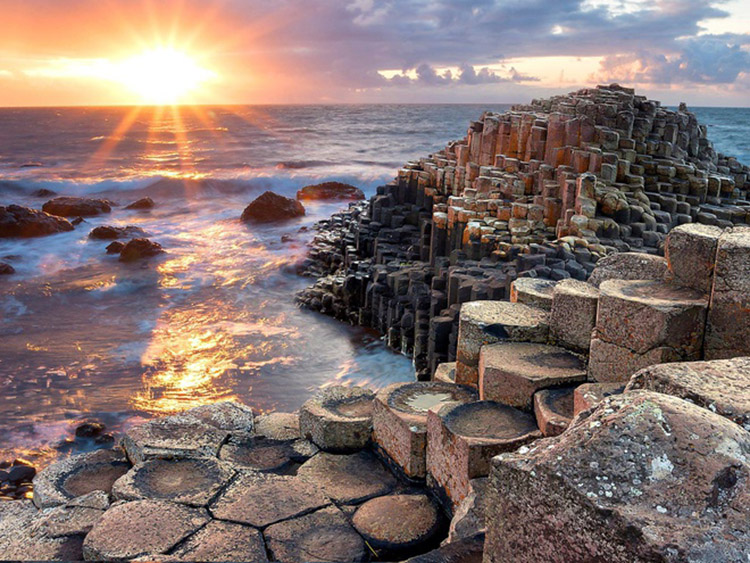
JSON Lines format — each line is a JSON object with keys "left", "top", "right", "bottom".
{"left": 0, "top": 205, "right": 74, "bottom": 237}
{"left": 106, "top": 241, "right": 125, "bottom": 255}
{"left": 42, "top": 197, "right": 112, "bottom": 217}
{"left": 75, "top": 422, "right": 106, "bottom": 438}
{"left": 89, "top": 225, "right": 146, "bottom": 240}
{"left": 0, "top": 262, "right": 15, "bottom": 275}
{"left": 125, "top": 197, "right": 154, "bottom": 210}
{"left": 31, "top": 188, "right": 57, "bottom": 198}
{"left": 70, "top": 217, "right": 84, "bottom": 226}
{"left": 241, "top": 191, "right": 305, "bottom": 223}
{"left": 281, "top": 234, "right": 293, "bottom": 243}
{"left": 118, "top": 238, "right": 164, "bottom": 262}
{"left": 296, "top": 181, "right": 365, "bottom": 201}
{"left": 8, "top": 465, "right": 35, "bottom": 484}
{"left": 20, "top": 161, "right": 42, "bottom": 168}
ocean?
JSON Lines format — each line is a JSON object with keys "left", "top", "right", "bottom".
{"left": 0, "top": 104, "right": 747, "bottom": 467}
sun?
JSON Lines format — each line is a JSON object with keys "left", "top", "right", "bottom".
{"left": 116, "top": 48, "right": 216, "bottom": 105}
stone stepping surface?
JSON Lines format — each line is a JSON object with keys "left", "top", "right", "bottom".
{"left": 510, "top": 278, "right": 557, "bottom": 311}
{"left": 533, "top": 386, "right": 576, "bottom": 437}
{"left": 479, "top": 342, "right": 587, "bottom": 410}
{"left": 373, "top": 381, "right": 478, "bottom": 479}
{"left": 82, "top": 499, "right": 210, "bottom": 561}
{"left": 427, "top": 400, "right": 540, "bottom": 509}
{"left": 432, "top": 362, "right": 456, "bottom": 383}
{"left": 254, "top": 412, "right": 302, "bottom": 441}
{"left": 299, "top": 385, "right": 375, "bottom": 453}
{"left": 296, "top": 450, "right": 397, "bottom": 505}
{"left": 209, "top": 471, "right": 331, "bottom": 528}
{"left": 112, "top": 457, "right": 237, "bottom": 506}
{"left": 572, "top": 382, "right": 625, "bottom": 416}
{"left": 219, "top": 435, "right": 318, "bottom": 474}
{"left": 264, "top": 505, "right": 366, "bottom": 563}
{"left": 32, "top": 448, "right": 131, "bottom": 509}
{"left": 169, "top": 520, "right": 268, "bottom": 562}
{"left": 352, "top": 494, "right": 443, "bottom": 559}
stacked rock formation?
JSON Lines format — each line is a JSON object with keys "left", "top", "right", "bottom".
{"left": 298, "top": 85, "right": 750, "bottom": 380}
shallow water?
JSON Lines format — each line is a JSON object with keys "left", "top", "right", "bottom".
{"left": 0, "top": 103, "right": 747, "bottom": 469}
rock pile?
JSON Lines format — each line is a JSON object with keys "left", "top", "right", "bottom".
{"left": 297, "top": 85, "right": 750, "bottom": 380}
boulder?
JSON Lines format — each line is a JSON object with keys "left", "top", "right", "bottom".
{"left": 484, "top": 391, "right": 750, "bottom": 562}
{"left": 241, "top": 191, "right": 305, "bottom": 223}
{"left": 118, "top": 238, "right": 164, "bottom": 262}
{"left": 0, "top": 205, "right": 74, "bottom": 237}
{"left": 299, "top": 385, "right": 375, "bottom": 452}
{"left": 125, "top": 197, "right": 155, "bottom": 210}
{"left": 0, "top": 262, "right": 14, "bottom": 275}
{"left": 296, "top": 182, "right": 365, "bottom": 201}
{"left": 89, "top": 225, "right": 147, "bottom": 240}
{"left": 42, "top": 197, "right": 111, "bottom": 217}
{"left": 588, "top": 252, "right": 668, "bottom": 288}
{"left": 106, "top": 241, "right": 125, "bottom": 254}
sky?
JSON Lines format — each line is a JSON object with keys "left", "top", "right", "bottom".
{"left": 0, "top": 0, "right": 749, "bottom": 107}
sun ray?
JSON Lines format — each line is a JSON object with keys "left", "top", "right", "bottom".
{"left": 86, "top": 105, "right": 142, "bottom": 173}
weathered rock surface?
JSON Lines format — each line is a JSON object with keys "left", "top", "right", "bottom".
{"left": 118, "top": 237, "right": 164, "bottom": 262}
{"left": 484, "top": 390, "right": 750, "bottom": 562}
{"left": 43, "top": 197, "right": 112, "bottom": 217}
{"left": 254, "top": 411, "right": 301, "bottom": 440}
{"left": 0, "top": 205, "right": 74, "bottom": 237}
{"left": 588, "top": 252, "right": 668, "bottom": 288}
{"left": 665, "top": 223, "right": 722, "bottom": 293}
{"left": 89, "top": 225, "right": 147, "bottom": 240}
{"left": 82, "top": 500, "right": 209, "bottom": 561}
{"left": 533, "top": 386, "right": 576, "bottom": 437}
{"left": 404, "top": 533, "right": 485, "bottom": 563}
{"left": 509, "top": 278, "right": 556, "bottom": 311}
{"left": 264, "top": 505, "right": 366, "bottom": 563}
{"left": 219, "top": 435, "right": 317, "bottom": 473}
{"left": 572, "top": 381, "right": 625, "bottom": 416}
{"left": 549, "top": 279, "right": 599, "bottom": 351}
{"left": 33, "top": 448, "right": 130, "bottom": 508}
{"left": 209, "top": 471, "right": 331, "bottom": 527}
{"left": 627, "top": 357, "right": 750, "bottom": 429}
{"left": 297, "top": 181, "right": 365, "bottom": 201}
{"left": 446, "top": 478, "right": 487, "bottom": 544}
{"left": 112, "top": 457, "right": 236, "bottom": 506}
{"left": 241, "top": 191, "right": 305, "bottom": 222}
{"left": 106, "top": 240, "right": 125, "bottom": 254}
{"left": 352, "top": 494, "right": 443, "bottom": 557}
{"left": 125, "top": 197, "right": 155, "bottom": 210}
{"left": 299, "top": 385, "right": 375, "bottom": 452}
{"left": 297, "top": 450, "right": 396, "bottom": 504}
{"left": 169, "top": 520, "right": 268, "bottom": 562}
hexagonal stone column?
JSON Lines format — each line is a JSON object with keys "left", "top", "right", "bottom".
{"left": 665, "top": 224, "right": 722, "bottom": 293}
{"left": 589, "top": 280, "right": 708, "bottom": 382}
{"left": 433, "top": 362, "right": 456, "bottom": 383}
{"left": 572, "top": 382, "right": 625, "bottom": 416}
{"left": 352, "top": 494, "right": 443, "bottom": 559}
{"left": 456, "top": 301, "right": 549, "bottom": 387}
{"left": 426, "top": 401, "right": 540, "bottom": 509}
{"left": 705, "top": 228, "right": 750, "bottom": 359}
{"left": 588, "top": 252, "right": 668, "bottom": 288}
{"left": 372, "top": 382, "right": 477, "bottom": 479}
{"left": 510, "top": 278, "right": 557, "bottom": 311}
{"left": 299, "top": 386, "right": 375, "bottom": 452}
{"left": 549, "top": 279, "right": 599, "bottom": 352}
{"left": 33, "top": 449, "right": 131, "bottom": 509}
{"left": 479, "top": 342, "right": 586, "bottom": 410}
{"left": 533, "top": 386, "right": 576, "bottom": 437}
{"left": 170, "top": 521, "right": 268, "bottom": 562}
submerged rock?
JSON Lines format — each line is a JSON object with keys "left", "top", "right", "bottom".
{"left": 484, "top": 390, "right": 750, "bottom": 562}
{"left": 42, "top": 196, "right": 112, "bottom": 217}
{"left": 118, "top": 238, "right": 164, "bottom": 262}
{"left": 125, "top": 197, "right": 155, "bottom": 210}
{"left": 0, "top": 262, "right": 15, "bottom": 275}
{"left": 241, "top": 191, "right": 305, "bottom": 223}
{"left": 31, "top": 188, "right": 57, "bottom": 197}
{"left": 297, "top": 181, "right": 365, "bottom": 201}
{"left": 0, "top": 205, "right": 74, "bottom": 237}
{"left": 89, "top": 225, "right": 147, "bottom": 240}
{"left": 106, "top": 241, "right": 125, "bottom": 254}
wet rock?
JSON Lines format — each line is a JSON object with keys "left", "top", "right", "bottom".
{"left": 82, "top": 499, "right": 210, "bottom": 561}
{"left": 42, "top": 196, "right": 111, "bottom": 217}
{"left": 184, "top": 401, "right": 255, "bottom": 436}
{"left": 254, "top": 411, "right": 301, "bottom": 440}
{"left": 121, "top": 413, "right": 229, "bottom": 464}
{"left": 118, "top": 237, "right": 164, "bottom": 262}
{"left": 533, "top": 386, "right": 576, "bottom": 437}
{"left": 372, "top": 381, "right": 478, "bottom": 479}
{"left": 572, "top": 382, "right": 625, "bottom": 416}
{"left": 447, "top": 478, "right": 487, "bottom": 543}
{"left": 169, "top": 520, "right": 268, "bottom": 562}
{"left": 427, "top": 401, "right": 540, "bottom": 509}
{"left": 106, "top": 241, "right": 125, "bottom": 254}
{"left": 264, "top": 505, "right": 366, "bottom": 563}
{"left": 627, "top": 357, "right": 750, "bottom": 429}
{"left": 70, "top": 216, "right": 84, "bottom": 225}
{"left": 484, "top": 391, "right": 750, "bottom": 562}
{"left": 219, "top": 435, "right": 317, "bottom": 473}
{"left": 75, "top": 421, "right": 106, "bottom": 438}
{"left": 112, "top": 457, "right": 236, "bottom": 506}
{"left": 33, "top": 448, "right": 130, "bottom": 509}
{"left": 125, "top": 197, "right": 155, "bottom": 210}
{"left": 31, "top": 188, "right": 57, "bottom": 197}
{"left": 479, "top": 342, "right": 586, "bottom": 410}
{"left": 8, "top": 464, "right": 35, "bottom": 484}
{"left": 241, "top": 191, "right": 305, "bottom": 223}
{"left": 209, "top": 471, "right": 331, "bottom": 528}
{"left": 297, "top": 450, "right": 397, "bottom": 505}
{"left": 299, "top": 385, "right": 375, "bottom": 453}
{"left": 353, "top": 494, "right": 443, "bottom": 558}
{"left": 588, "top": 252, "right": 668, "bottom": 288}
{"left": 0, "top": 205, "right": 74, "bottom": 237}
{"left": 296, "top": 182, "right": 365, "bottom": 201}
{"left": 89, "top": 225, "right": 147, "bottom": 240}
{"left": 0, "top": 262, "right": 15, "bottom": 275}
